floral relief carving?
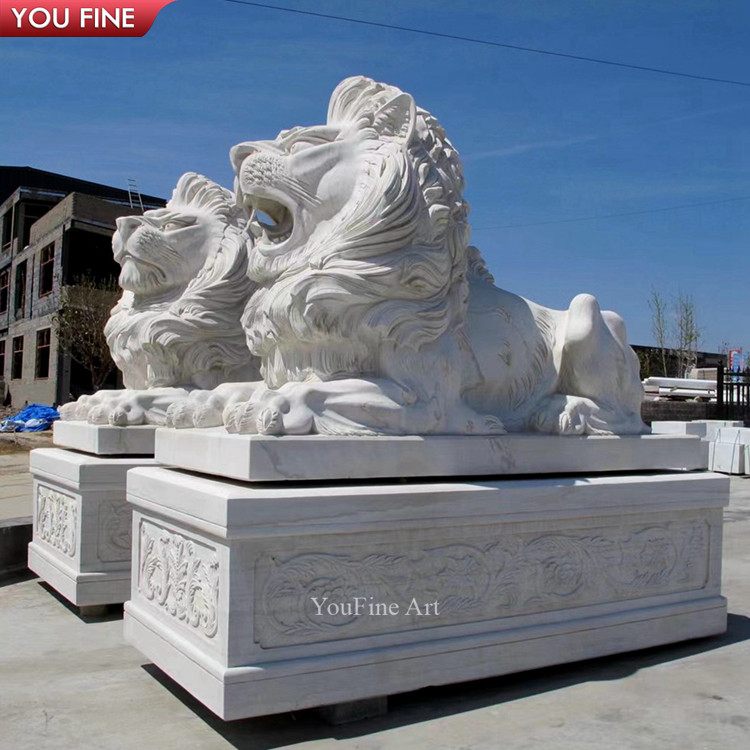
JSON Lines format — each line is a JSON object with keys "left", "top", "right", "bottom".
{"left": 36, "top": 486, "right": 77, "bottom": 557}
{"left": 97, "top": 499, "right": 132, "bottom": 562}
{"left": 139, "top": 521, "right": 219, "bottom": 638}
{"left": 256, "top": 519, "right": 709, "bottom": 647}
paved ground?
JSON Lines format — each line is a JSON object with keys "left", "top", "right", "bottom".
{"left": 0, "top": 432, "right": 53, "bottom": 522}
{"left": 1, "top": 469, "right": 749, "bottom": 749}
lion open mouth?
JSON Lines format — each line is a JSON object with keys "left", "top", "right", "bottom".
{"left": 246, "top": 196, "right": 294, "bottom": 246}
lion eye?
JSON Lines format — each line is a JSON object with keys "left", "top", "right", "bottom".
{"left": 289, "top": 140, "right": 313, "bottom": 155}
{"left": 162, "top": 217, "right": 196, "bottom": 232}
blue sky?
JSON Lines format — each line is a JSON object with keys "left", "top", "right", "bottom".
{"left": 1, "top": 0, "right": 748, "bottom": 352}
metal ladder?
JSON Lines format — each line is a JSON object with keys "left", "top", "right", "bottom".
{"left": 126, "top": 178, "right": 144, "bottom": 212}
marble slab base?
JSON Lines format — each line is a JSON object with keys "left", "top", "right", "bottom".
{"left": 28, "top": 448, "right": 157, "bottom": 607}
{"left": 124, "top": 467, "right": 728, "bottom": 720}
{"left": 54, "top": 422, "right": 157, "bottom": 456}
{"left": 154, "top": 428, "right": 706, "bottom": 483}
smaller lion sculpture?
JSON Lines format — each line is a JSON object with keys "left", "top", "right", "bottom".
{"left": 168, "top": 77, "right": 647, "bottom": 437}
{"left": 60, "top": 172, "right": 259, "bottom": 426}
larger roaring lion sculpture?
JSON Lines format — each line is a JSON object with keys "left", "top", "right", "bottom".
{"left": 60, "top": 172, "right": 259, "bottom": 425}
{"left": 169, "top": 76, "right": 645, "bottom": 436}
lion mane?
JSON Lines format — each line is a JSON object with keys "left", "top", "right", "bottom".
{"left": 105, "top": 172, "right": 259, "bottom": 390}
{"left": 240, "top": 77, "right": 473, "bottom": 390}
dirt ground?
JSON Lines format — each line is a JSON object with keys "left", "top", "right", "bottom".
{"left": 0, "top": 431, "right": 54, "bottom": 456}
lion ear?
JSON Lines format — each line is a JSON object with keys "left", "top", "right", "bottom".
{"left": 373, "top": 93, "right": 416, "bottom": 144}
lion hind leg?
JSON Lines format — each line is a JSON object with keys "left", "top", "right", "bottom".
{"left": 557, "top": 294, "right": 644, "bottom": 427}
{"left": 528, "top": 394, "right": 639, "bottom": 436}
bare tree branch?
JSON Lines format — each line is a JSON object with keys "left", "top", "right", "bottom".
{"left": 648, "top": 289, "right": 669, "bottom": 376}
{"left": 52, "top": 276, "right": 120, "bottom": 392}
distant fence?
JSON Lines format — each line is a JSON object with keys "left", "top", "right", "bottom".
{"left": 716, "top": 364, "right": 750, "bottom": 422}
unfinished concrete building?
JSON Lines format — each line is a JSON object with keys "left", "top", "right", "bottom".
{"left": 0, "top": 167, "right": 164, "bottom": 408}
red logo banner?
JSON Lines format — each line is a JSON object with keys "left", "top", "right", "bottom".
{"left": 0, "top": 0, "right": 177, "bottom": 37}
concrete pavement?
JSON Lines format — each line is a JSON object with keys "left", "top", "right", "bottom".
{"left": 1, "top": 472, "right": 749, "bottom": 749}
{"left": 0, "top": 432, "right": 53, "bottom": 522}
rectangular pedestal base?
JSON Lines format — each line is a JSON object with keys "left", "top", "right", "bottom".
{"left": 28, "top": 448, "right": 157, "bottom": 607}
{"left": 124, "top": 467, "right": 728, "bottom": 720}
{"left": 29, "top": 541, "right": 130, "bottom": 606}
{"left": 125, "top": 595, "right": 726, "bottom": 720}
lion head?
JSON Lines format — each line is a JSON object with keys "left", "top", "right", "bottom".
{"left": 230, "top": 76, "right": 471, "bottom": 389}
{"left": 105, "top": 172, "right": 259, "bottom": 390}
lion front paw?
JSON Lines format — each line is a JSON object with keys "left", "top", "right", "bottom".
{"left": 60, "top": 392, "right": 112, "bottom": 422}
{"left": 87, "top": 400, "right": 149, "bottom": 427}
{"left": 223, "top": 388, "right": 315, "bottom": 436}
{"left": 166, "top": 397, "right": 223, "bottom": 429}
{"left": 223, "top": 398, "right": 288, "bottom": 435}
{"left": 59, "top": 401, "right": 81, "bottom": 421}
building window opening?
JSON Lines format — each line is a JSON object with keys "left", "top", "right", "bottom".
{"left": 0, "top": 268, "right": 9, "bottom": 313}
{"left": 14, "top": 261, "right": 27, "bottom": 317}
{"left": 39, "top": 244, "right": 55, "bottom": 297}
{"left": 0, "top": 339, "right": 5, "bottom": 378}
{"left": 1, "top": 210, "right": 12, "bottom": 252}
{"left": 35, "top": 328, "right": 51, "bottom": 379}
{"left": 11, "top": 336, "right": 23, "bottom": 379}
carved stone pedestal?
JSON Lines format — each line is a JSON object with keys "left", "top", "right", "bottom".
{"left": 28, "top": 424, "right": 157, "bottom": 607}
{"left": 124, "top": 462, "right": 728, "bottom": 720}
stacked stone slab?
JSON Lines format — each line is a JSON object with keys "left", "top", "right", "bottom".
{"left": 122, "top": 430, "right": 728, "bottom": 720}
{"left": 27, "top": 422, "right": 157, "bottom": 610}
{"left": 651, "top": 421, "right": 747, "bottom": 475}
{"left": 709, "top": 427, "right": 750, "bottom": 475}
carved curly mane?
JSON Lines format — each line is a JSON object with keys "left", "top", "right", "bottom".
{"left": 242, "top": 77, "right": 472, "bottom": 388}
{"left": 106, "top": 173, "right": 259, "bottom": 390}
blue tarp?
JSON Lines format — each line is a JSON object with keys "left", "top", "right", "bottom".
{"left": 0, "top": 403, "right": 60, "bottom": 432}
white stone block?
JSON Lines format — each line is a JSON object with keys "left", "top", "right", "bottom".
{"left": 715, "top": 428, "right": 750, "bottom": 446}
{"left": 696, "top": 420, "right": 743, "bottom": 442}
{"left": 650, "top": 421, "right": 707, "bottom": 437}
{"left": 708, "top": 442, "right": 745, "bottom": 475}
{"left": 154, "top": 429, "right": 706, "bottom": 483}
{"left": 53, "top": 422, "right": 157, "bottom": 456}
{"left": 28, "top": 448, "right": 158, "bottom": 606}
{"left": 124, "top": 467, "right": 728, "bottom": 720}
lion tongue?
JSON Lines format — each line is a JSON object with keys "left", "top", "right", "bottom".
{"left": 248, "top": 209, "right": 264, "bottom": 240}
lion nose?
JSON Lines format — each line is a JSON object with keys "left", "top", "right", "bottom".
{"left": 238, "top": 153, "right": 285, "bottom": 191}
{"left": 230, "top": 141, "right": 260, "bottom": 173}
{"left": 115, "top": 215, "right": 142, "bottom": 240}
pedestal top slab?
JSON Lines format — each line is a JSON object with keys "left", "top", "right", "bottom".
{"left": 53, "top": 422, "right": 156, "bottom": 456}
{"left": 31, "top": 448, "right": 158, "bottom": 486}
{"left": 154, "top": 428, "right": 706, "bottom": 483}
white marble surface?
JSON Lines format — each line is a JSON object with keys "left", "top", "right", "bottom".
{"left": 53, "top": 421, "right": 157, "bottom": 456}
{"left": 124, "top": 466, "right": 728, "bottom": 719}
{"left": 28, "top": 448, "right": 157, "bottom": 606}
{"left": 155, "top": 428, "right": 705, "bottom": 482}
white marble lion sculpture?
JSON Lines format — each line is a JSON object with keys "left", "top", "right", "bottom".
{"left": 166, "top": 76, "right": 646, "bottom": 436}
{"left": 60, "top": 172, "right": 259, "bottom": 426}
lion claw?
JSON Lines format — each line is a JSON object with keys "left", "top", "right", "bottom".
{"left": 256, "top": 406, "right": 283, "bottom": 435}
{"left": 193, "top": 404, "right": 224, "bottom": 429}
{"left": 224, "top": 402, "right": 259, "bottom": 434}
{"left": 87, "top": 405, "right": 109, "bottom": 425}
